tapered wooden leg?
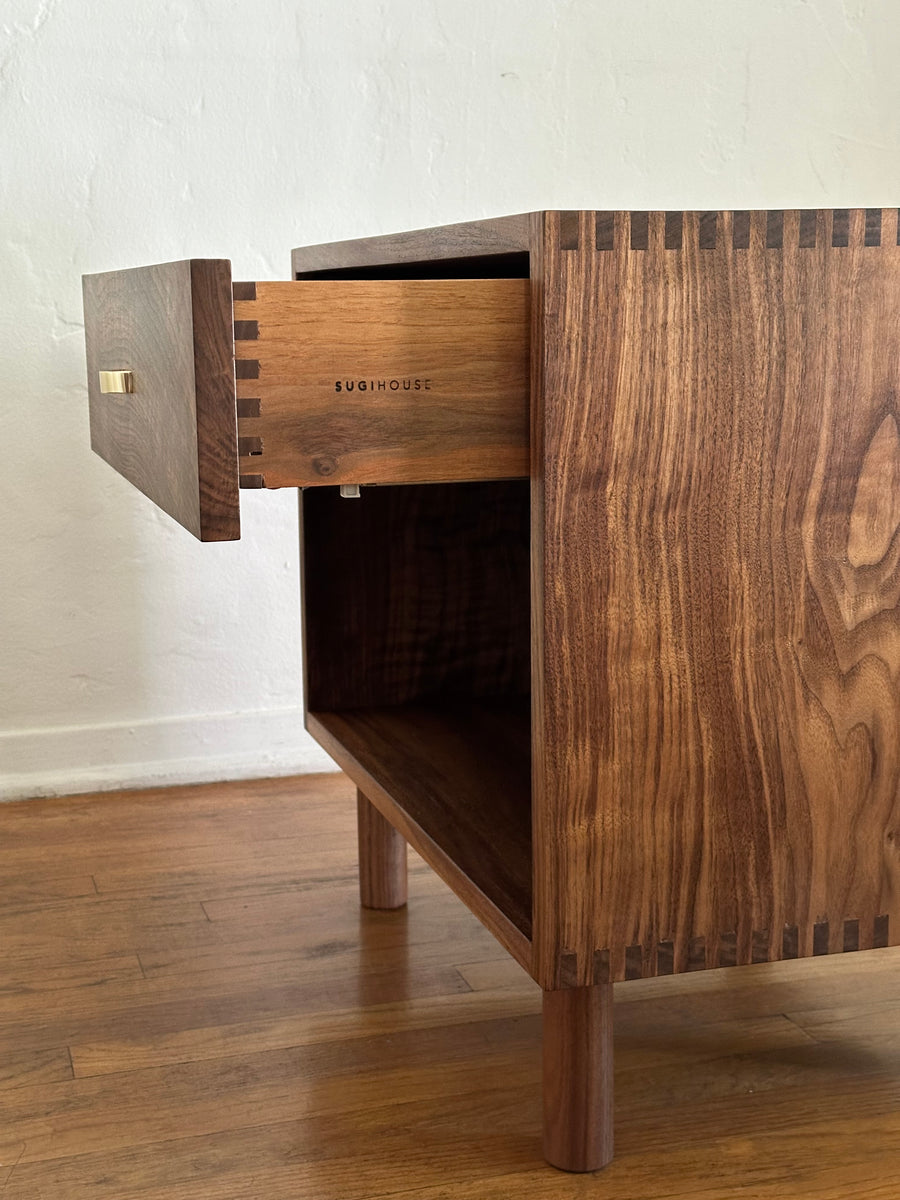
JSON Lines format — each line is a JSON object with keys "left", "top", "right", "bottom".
{"left": 542, "top": 982, "right": 614, "bottom": 1172}
{"left": 357, "top": 789, "right": 407, "bottom": 909}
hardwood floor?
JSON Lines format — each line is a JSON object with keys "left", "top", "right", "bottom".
{"left": 1, "top": 772, "right": 899, "bottom": 1198}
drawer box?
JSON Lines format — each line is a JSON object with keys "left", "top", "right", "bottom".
{"left": 83, "top": 260, "right": 530, "bottom": 541}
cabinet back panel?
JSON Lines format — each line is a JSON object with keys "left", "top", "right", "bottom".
{"left": 302, "top": 481, "right": 531, "bottom": 711}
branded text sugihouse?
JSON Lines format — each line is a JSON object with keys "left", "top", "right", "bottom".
{"left": 334, "top": 378, "right": 433, "bottom": 392}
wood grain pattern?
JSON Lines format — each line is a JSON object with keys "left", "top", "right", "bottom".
{"left": 542, "top": 983, "right": 613, "bottom": 1171}
{"left": 308, "top": 702, "right": 532, "bottom": 967}
{"left": 292, "top": 210, "right": 900, "bottom": 994}
{"left": 83, "top": 260, "right": 240, "bottom": 541}
{"left": 233, "top": 280, "right": 529, "bottom": 488}
{"left": 77, "top": 212, "right": 900, "bottom": 1179}
{"left": 358, "top": 789, "right": 408, "bottom": 909}
{"left": 5, "top": 777, "right": 900, "bottom": 1197}
{"left": 301, "top": 481, "right": 530, "bottom": 711}
{"left": 301, "top": 479, "right": 531, "bottom": 965}
{"left": 291, "top": 214, "right": 531, "bottom": 279}
{"left": 531, "top": 209, "right": 900, "bottom": 986}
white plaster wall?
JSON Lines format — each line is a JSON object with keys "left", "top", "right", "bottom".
{"left": 2, "top": 0, "right": 899, "bottom": 800}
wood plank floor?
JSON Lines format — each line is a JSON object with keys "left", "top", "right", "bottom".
{"left": 1, "top": 772, "right": 899, "bottom": 1198}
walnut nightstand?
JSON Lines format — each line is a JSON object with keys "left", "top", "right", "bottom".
{"left": 83, "top": 209, "right": 900, "bottom": 1171}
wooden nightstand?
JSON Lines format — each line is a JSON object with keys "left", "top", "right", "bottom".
{"left": 82, "top": 209, "right": 900, "bottom": 1172}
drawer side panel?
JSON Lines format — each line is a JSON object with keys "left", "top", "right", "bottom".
{"left": 234, "top": 279, "right": 529, "bottom": 488}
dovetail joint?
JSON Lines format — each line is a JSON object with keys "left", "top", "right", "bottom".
{"left": 238, "top": 436, "right": 263, "bottom": 457}
{"left": 558, "top": 209, "right": 897, "bottom": 254}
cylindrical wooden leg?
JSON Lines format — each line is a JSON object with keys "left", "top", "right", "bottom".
{"left": 357, "top": 790, "right": 407, "bottom": 909}
{"left": 542, "top": 982, "right": 614, "bottom": 1172}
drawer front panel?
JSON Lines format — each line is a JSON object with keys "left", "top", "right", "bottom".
{"left": 83, "top": 259, "right": 240, "bottom": 541}
{"left": 233, "top": 279, "right": 529, "bottom": 489}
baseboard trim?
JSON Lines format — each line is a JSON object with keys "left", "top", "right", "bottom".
{"left": 0, "top": 708, "right": 338, "bottom": 801}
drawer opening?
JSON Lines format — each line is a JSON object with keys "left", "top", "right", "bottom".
{"left": 302, "top": 479, "right": 532, "bottom": 953}
{"left": 294, "top": 250, "right": 530, "bottom": 282}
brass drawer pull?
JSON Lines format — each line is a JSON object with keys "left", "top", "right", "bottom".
{"left": 98, "top": 370, "right": 133, "bottom": 395}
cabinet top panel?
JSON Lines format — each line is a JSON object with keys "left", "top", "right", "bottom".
{"left": 291, "top": 208, "right": 897, "bottom": 278}
{"left": 292, "top": 213, "right": 534, "bottom": 278}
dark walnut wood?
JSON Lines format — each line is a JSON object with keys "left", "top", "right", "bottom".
{"left": 308, "top": 701, "right": 532, "bottom": 970}
{"left": 83, "top": 260, "right": 240, "bottom": 541}
{"left": 542, "top": 983, "right": 614, "bottom": 1172}
{"left": 233, "top": 280, "right": 529, "bottom": 488}
{"left": 294, "top": 208, "right": 900, "bottom": 1171}
{"left": 301, "top": 481, "right": 530, "bottom": 711}
{"left": 291, "top": 213, "right": 531, "bottom": 279}
{"left": 79, "top": 209, "right": 900, "bottom": 1175}
{"left": 294, "top": 210, "right": 900, "bottom": 989}
{"left": 530, "top": 209, "right": 900, "bottom": 987}
{"left": 301, "top": 480, "right": 531, "bottom": 964}
{"left": 357, "top": 789, "right": 408, "bottom": 910}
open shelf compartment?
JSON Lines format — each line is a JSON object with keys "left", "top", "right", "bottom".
{"left": 301, "top": 480, "right": 532, "bottom": 967}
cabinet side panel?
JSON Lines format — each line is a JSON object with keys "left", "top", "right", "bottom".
{"left": 233, "top": 280, "right": 529, "bottom": 488}
{"left": 532, "top": 209, "right": 900, "bottom": 986}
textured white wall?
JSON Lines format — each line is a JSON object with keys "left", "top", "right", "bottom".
{"left": 2, "top": 0, "right": 899, "bottom": 799}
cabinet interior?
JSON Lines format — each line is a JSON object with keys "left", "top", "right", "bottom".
{"left": 302, "top": 478, "right": 533, "bottom": 942}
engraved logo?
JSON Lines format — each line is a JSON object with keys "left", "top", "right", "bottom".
{"left": 334, "top": 378, "right": 432, "bottom": 393}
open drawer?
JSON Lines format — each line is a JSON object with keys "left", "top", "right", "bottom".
{"left": 82, "top": 259, "right": 530, "bottom": 541}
